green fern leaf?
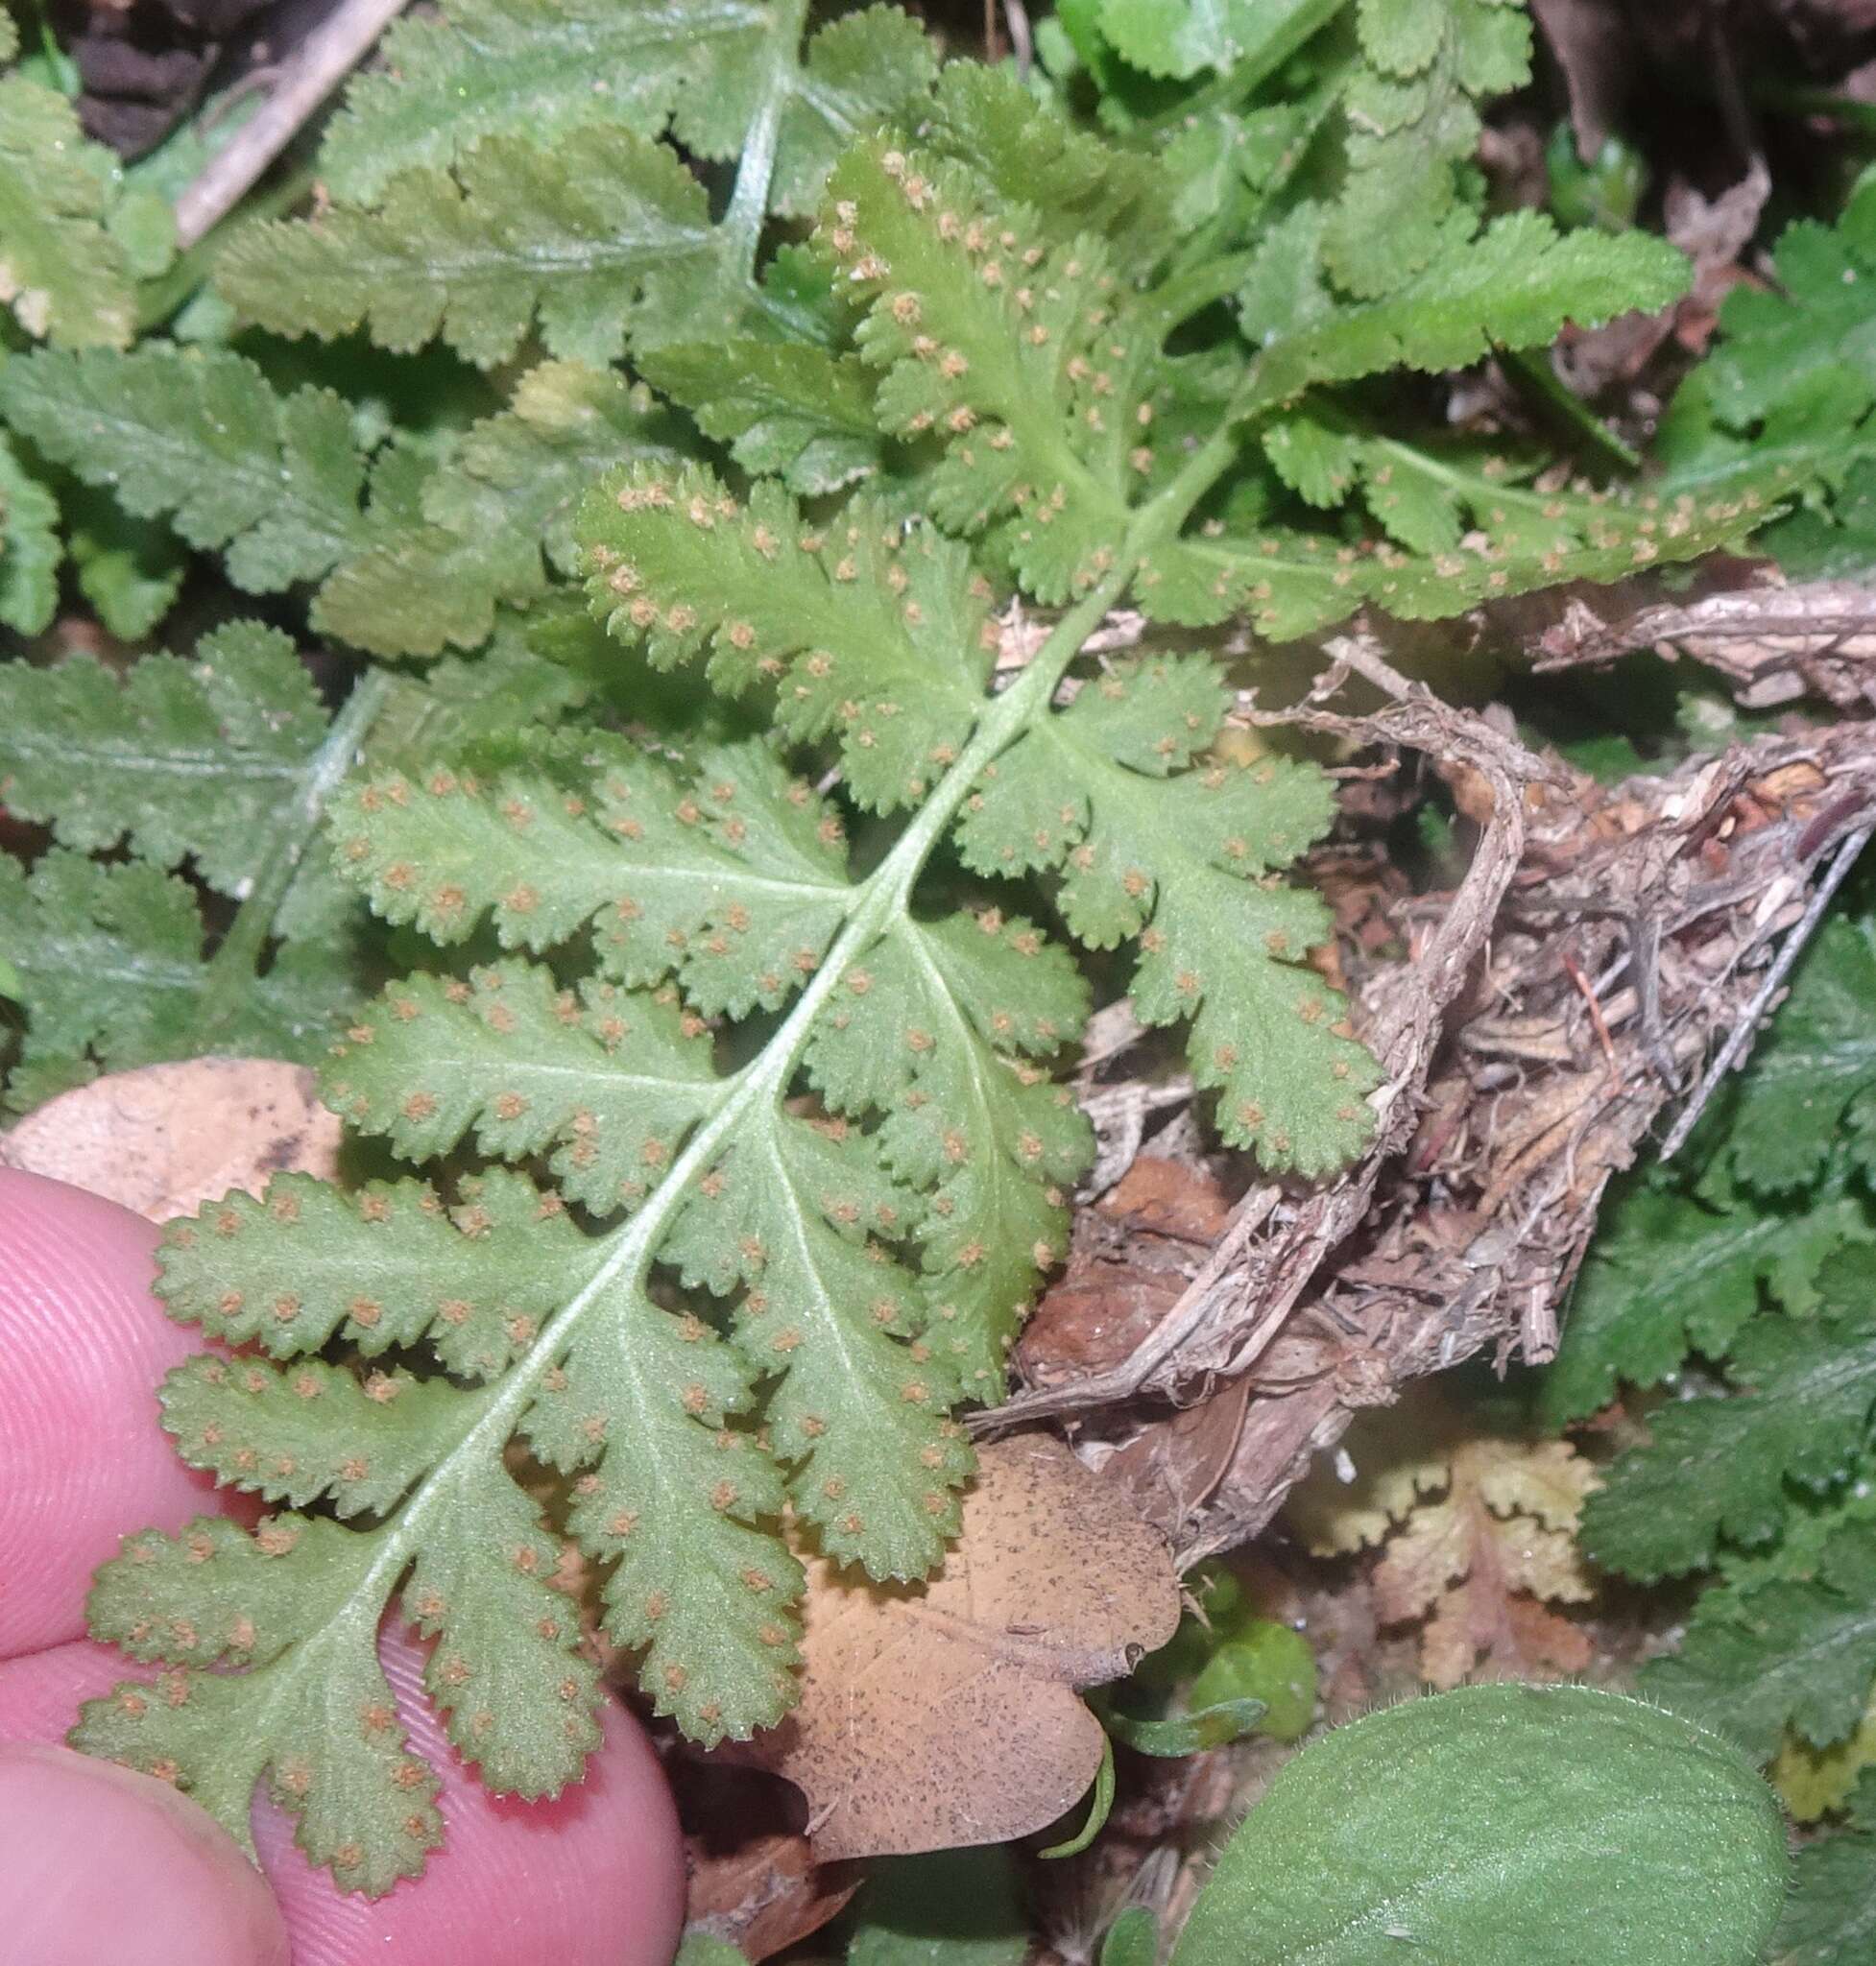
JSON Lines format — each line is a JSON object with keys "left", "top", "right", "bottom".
{"left": 78, "top": 1514, "right": 447, "bottom": 1893}
{"left": 1581, "top": 1251, "right": 1876, "bottom": 1581}
{"left": 0, "top": 430, "right": 60, "bottom": 633}
{"left": 331, "top": 735, "right": 852, "bottom": 1007}
{"left": 238, "top": 0, "right": 935, "bottom": 371}
{"left": 1540, "top": 1170, "right": 1867, "bottom": 1430}
{"left": 1773, "top": 1770, "right": 1876, "bottom": 1965}
{"left": 314, "top": 362, "right": 692, "bottom": 658}
{"left": 1639, "top": 1521, "right": 1876, "bottom": 1762}
{"left": 1656, "top": 177, "right": 1876, "bottom": 572}
{"left": 0, "top": 851, "right": 356, "bottom": 1100}
{"left": 0, "top": 622, "right": 328, "bottom": 895}
{"left": 0, "top": 347, "right": 370, "bottom": 590}
{"left": 63, "top": 481, "right": 188, "bottom": 638}
{"left": 1095, "top": 0, "right": 1340, "bottom": 84}
{"left": 1324, "top": 0, "right": 1531, "bottom": 298}
{"left": 583, "top": 466, "right": 993, "bottom": 813}
{"left": 824, "top": 137, "right": 1145, "bottom": 603}
{"left": 0, "top": 625, "right": 388, "bottom": 1106}
{"left": 953, "top": 653, "right": 1377, "bottom": 1173}
{"left": 634, "top": 341, "right": 881, "bottom": 496}
{"left": 318, "top": 0, "right": 933, "bottom": 214}
{"left": 217, "top": 130, "right": 713, "bottom": 370}
{"left": 1244, "top": 212, "right": 1688, "bottom": 400}
{"left": 0, "top": 76, "right": 138, "bottom": 348}
{"left": 918, "top": 63, "right": 1177, "bottom": 275}
{"left": 1724, "top": 917, "right": 1876, "bottom": 1194}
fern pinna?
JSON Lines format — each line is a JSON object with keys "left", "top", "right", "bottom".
{"left": 45, "top": 0, "right": 1795, "bottom": 1895}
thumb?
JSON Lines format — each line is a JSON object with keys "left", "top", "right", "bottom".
{"left": 0, "top": 1744, "right": 289, "bottom": 1966}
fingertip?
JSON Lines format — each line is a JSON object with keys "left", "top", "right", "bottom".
{"left": 0, "top": 1742, "right": 289, "bottom": 1966}
{"left": 0, "top": 1170, "right": 222, "bottom": 1658}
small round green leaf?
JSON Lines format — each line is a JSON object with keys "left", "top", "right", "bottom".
{"left": 1169, "top": 1685, "right": 1788, "bottom": 1966}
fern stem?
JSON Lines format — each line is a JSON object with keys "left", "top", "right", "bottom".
{"left": 720, "top": 0, "right": 809, "bottom": 294}
{"left": 195, "top": 666, "right": 392, "bottom": 1044}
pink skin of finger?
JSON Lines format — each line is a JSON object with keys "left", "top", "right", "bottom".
{"left": 0, "top": 1170, "right": 688, "bottom": 1966}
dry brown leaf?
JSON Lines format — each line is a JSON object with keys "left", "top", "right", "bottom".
{"left": 0, "top": 1057, "right": 342, "bottom": 1221}
{"left": 1287, "top": 1392, "right": 1597, "bottom": 1689}
{"left": 754, "top": 1435, "right": 1179, "bottom": 1860}
{"left": 685, "top": 1828, "right": 859, "bottom": 1962}
{"left": 1017, "top": 1158, "right": 1229, "bottom": 1389}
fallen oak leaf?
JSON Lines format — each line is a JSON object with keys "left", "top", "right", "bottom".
{"left": 752, "top": 1435, "right": 1180, "bottom": 1860}
{"left": 0, "top": 1056, "right": 342, "bottom": 1221}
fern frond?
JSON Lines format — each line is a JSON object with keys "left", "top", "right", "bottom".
{"left": 824, "top": 138, "right": 1147, "bottom": 602}
{"left": 226, "top": 1, "right": 935, "bottom": 367}
{"left": 0, "top": 625, "right": 386, "bottom": 1106}
{"left": 0, "top": 622, "right": 328, "bottom": 894}
{"left": 953, "top": 653, "right": 1378, "bottom": 1173}
{"left": 584, "top": 466, "right": 993, "bottom": 812}
{"left": 0, "top": 76, "right": 141, "bottom": 348}
{"left": 0, "top": 850, "right": 356, "bottom": 1101}
{"left": 1323, "top": 0, "right": 1530, "bottom": 298}
{"left": 0, "top": 347, "right": 370, "bottom": 590}
{"left": 1581, "top": 1251, "right": 1876, "bottom": 1582}
{"left": 1639, "top": 1520, "right": 1876, "bottom": 1763}
{"left": 318, "top": 0, "right": 933, "bottom": 213}
{"left": 314, "top": 363, "right": 693, "bottom": 658}
{"left": 217, "top": 130, "right": 716, "bottom": 370}
{"left": 0, "top": 430, "right": 60, "bottom": 634}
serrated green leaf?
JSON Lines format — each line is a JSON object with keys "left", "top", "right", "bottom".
{"left": 0, "top": 624, "right": 326, "bottom": 895}
{"left": 218, "top": 130, "right": 716, "bottom": 370}
{"left": 1772, "top": 1771, "right": 1876, "bottom": 1965}
{"left": 77, "top": 1515, "right": 445, "bottom": 1891}
{"left": 636, "top": 340, "right": 881, "bottom": 494}
{"left": 319, "top": 0, "right": 934, "bottom": 216}
{"left": 0, "top": 851, "right": 354, "bottom": 1097}
{"left": 580, "top": 465, "right": 993, "bottom": 813}
{"left": 315, "top": 360, "right": 694, "bottom": 658}
{"left": 0, "top": 346, "right": 370, "bottom": 590}
{"left": 1323, "top": 0, "right": 1532, "bottom": 299}
{"left": 0, "top": 76, "right": 136, "bottom": 348}
{"left": 63, "top": 481, "right": 187, "bottom": 638}
{"left": 327, "top": 963, "right": 722, "bottom": 1216}
{"left": 1581, "top": 1253, "right": 1876, "bottom": 1580}
{"left": 329, "top": 736, "right": 851, "bottom": 1006}
{"left": 1642, "top": 1522, "right": 1876, "bottom": 1763}
{"left": 955, "top": 654, "right": 1376, "bottom": 1175}
{"left": 0, "top": 428, "right": 60, "bottom": 633}
{"left": 1098, "top": 0, "right": 1341, "bottom": 84}
{"left": 1542, "top": 1172, "right": 1867, "bottom": 1429}
{"left": 824, "top": 137, "right": 1143, "bottom": 604}
{"left": 1246, "top": 212, "right": 1689, "bottom": 397}
{"left": 1725, "top": 917, "right": 1876, "bottom": 1193}
{"left": 918, "top": 62, "right": 1177, "bottom": 275}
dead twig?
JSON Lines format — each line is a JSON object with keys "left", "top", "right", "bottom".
{"left": 1657, "top": 821, "right": 1874, "bottom": 1160}
{"left": 174, "top": 0, "right": 412, "bottom": 250}
{"left": 1534, "top": 580, "right": 1876, "bottom": 710}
